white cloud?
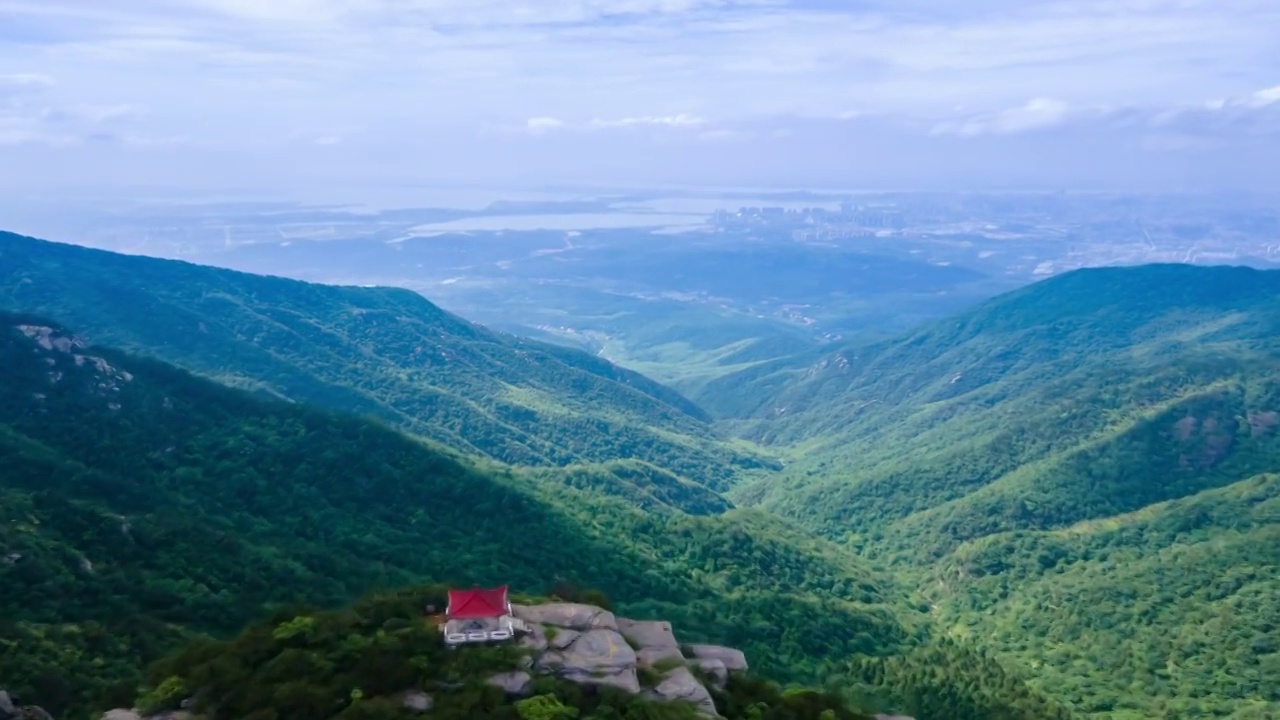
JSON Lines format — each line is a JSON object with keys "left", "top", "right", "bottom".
{"left": 1240, "top": 85, "right": 1280, "bottom": 108}
{"left": 589, "top": 114, "right": 708, "bottom": 129}
{"left": 0, "top": 74, "right": 56, "bottom": 95}
{"left": 525, "top": 116, "right": 566, "bottom": 134}
{"left": 931, "top": 98, "right": 1072, "bottom": 136}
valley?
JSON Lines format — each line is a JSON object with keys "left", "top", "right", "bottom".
{"left": 2, "top": 211, "right": 1279, "bottom": 720}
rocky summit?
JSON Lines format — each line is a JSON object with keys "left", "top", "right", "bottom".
{"left": 510, "top": 602, "right": 746, "bottom": 716}
{"left": 102, "top": 599, "right": 747, "bottom": 717}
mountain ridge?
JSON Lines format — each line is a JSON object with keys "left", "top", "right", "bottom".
{"left": 724, "top": 262, "right": 1280, "bottom": 717}
{"left": 0, "top": 231, "right": 767, "bottom": 490}
{"left": 0, "top": 311, "right": 925, "bottom": 718}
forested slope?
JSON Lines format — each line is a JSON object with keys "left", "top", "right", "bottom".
{"left": 937, "top": 474, "right": 1280, "bottom": 718}
{"left": 736, "top": 264, "right": 1280, "bottom": 558}
{"left": 0, "top": 231, "right": 766, "bottom": 488}
{"left": 0, "top": 312, "right": 925, "bottom": 719}
{"left": 726, "top": 264, "right": 1280, "bottom": 717}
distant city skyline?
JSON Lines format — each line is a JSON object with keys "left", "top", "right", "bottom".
{"left": 1, "top": 0, "right": 1278, "bottom": 197}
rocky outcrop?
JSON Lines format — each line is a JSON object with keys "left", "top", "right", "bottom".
{"left": 98, "top": 711, "right": 187, "bottom": 720}
{"left": 487, "top": 671, "right": 534, "bottom": 697}
{"left": 646, "top": 667, "right": 718, "bottom": 717}
{"left": 399, "top": 691, "right": 433, "bottom": 712}
{"left": 511, "top": 603, "right": 748, "bottom": 718}
{"left": 512, "top": 603, "right": 617, "bottom": 631}
{"left": 684, "top": 644, "right": 748, "bottom": 672}
{"left": 0, "top": 691, "right": 54, "bottom": 720}
{"left": 94, "top": 603, "right": 747, "bottom": 720}
{"left": 534, "top": 628, "right": 640, "bottom": 693}
{"left": 617, "top": 618, "right": 683, "bottom": 667}
{"left": 689, "top": 658, "right": 729, "bottom": 689}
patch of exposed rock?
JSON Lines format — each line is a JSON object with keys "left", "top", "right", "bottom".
{"left": 1, "top": 690, "right": 54, "bottom": 720}
{"left": 487, "top": 671, "right": 533, "bottom": 697}
{"left": 617, "top": 618, "right": 682, "bottom": 668}
{"left": 99, "top": 710, "right": 189, "bottom": 720}
{"left": 534, "top": 627, "right": 640, "bottom": 694}
{"left": 12, "top": 324, "right": 134, "bottom": 397}
{"left": 512, "top": 603, "right": 749, "bottom": 718}
{"left": 512, "top": 602, "right": 617, "bottom": 631}
{"left": 684, "top": 644, "right": 748, "bottom": 672}
{"left": 645, "top": 667, "right": 718, "bottom": 717}
{"left": 689, "top": 658, "right": 729, "bottom": 689}
{"left": 399, "top": 691, "right": 433, "bottom": 712}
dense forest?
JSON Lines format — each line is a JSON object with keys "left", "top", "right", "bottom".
{"left": 4, "top": 232, "right": 1279, "bottom": 719}
{"left": 935, "top": 474, "right": 1280, "bottom": 718}
{"left": 725, "top": 264, "right": 1280, "bottom": 717}
{"left": 0, "top": 313, "right": 1064, "bottom": 720}
{"left": 0, "top": 231, "right": 766, "bottom": 489}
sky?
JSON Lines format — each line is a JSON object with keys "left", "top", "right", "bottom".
{"left": 1, "top": 0, "right": 1279, "bottom": 197}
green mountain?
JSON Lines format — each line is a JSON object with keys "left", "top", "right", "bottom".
{"left": 0, "top": 231, "right": 767, "bottom": 492}
{"left": 740, "top": 264, "right": 1280, "bottom": 553}
{"left": 727, "top": 264, "right": 1280, "bottom": 717}
{"left": 0, "top": 312, "right": 1076, "bottom": 720}
{"left": 936, "top": 474, "right": 1280, "bottom": 719}
{"left": 0, "top": 311, "right": 884, "bottom": 713}
{"left": 13, "top": 226, "right": 1261, "bottom": 719}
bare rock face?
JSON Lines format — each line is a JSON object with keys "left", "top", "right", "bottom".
{"left": 512, "top": 603, "right": 618, "bottom": 631}
{"left": 547, "top": 627, "right": 581, "bottom": 651}
{"left": 690, "top": 658, "right": 729, "bottom": 689}
{"left": 647, "top": 667, "right": 719, "bottom": 717}
{"left": 2, "top": 690, "right": 53, "bottom": 720}
{"left": 487, "top": 671, "right": 534, "bottom": 697}
{"left": 617, "top": 618, "right": 683, "bottom": 667}
{"left": 519, "top": 622, "right": 549, "bottom": 652}
{"left": 684, "top": 644, "right": 748, "bottom": 672}
{"left": 400, "top": 691, "right": 433, "bottom": 712}
{"left": 535, "top": 628, "right": 640, "bottom": 694}
{"left": 99, "top": 711, "right": 190, "bottom": 720}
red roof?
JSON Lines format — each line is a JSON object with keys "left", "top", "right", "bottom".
{"left": 447, "top": 585, "right": 510, "bottom": 619}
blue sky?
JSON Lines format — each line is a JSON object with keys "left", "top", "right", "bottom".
{"left": 1, "top": 0, "right": 1278, "bottom": 196}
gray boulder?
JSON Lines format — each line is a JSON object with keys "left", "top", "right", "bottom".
{"left": 647, "top": 667, "right": 719, "bottom": 717}
{"left": 400, "top": 691, "right": 433, "bottom": 712}
{"left": 0, "top": 692, "right": 16, "bottom": 720}
{"left": 617, "top": 618, "right": 683, "bottom": 667}
{"left": 684, "top": 644, "right": 748, "bottom": 672}
{"left": 512, "top": 603, "right": 618, "bottom": 631}
{"left": 690, "top": 658, "right": 729, "bottom": 689}
{"left": 102, "top": 711, "right": 141, "bottom": 720}
{"left": 519, "top": 622, "right": 549, "bottom": 652}
{"left": 536, "top": 628, "right": 640, "bottom": 693}
{"left": 547, "top": 627, "right": 581, "bottom": 651}
{"left": 487, "top": 671, "right": 534, "bottom": 697}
